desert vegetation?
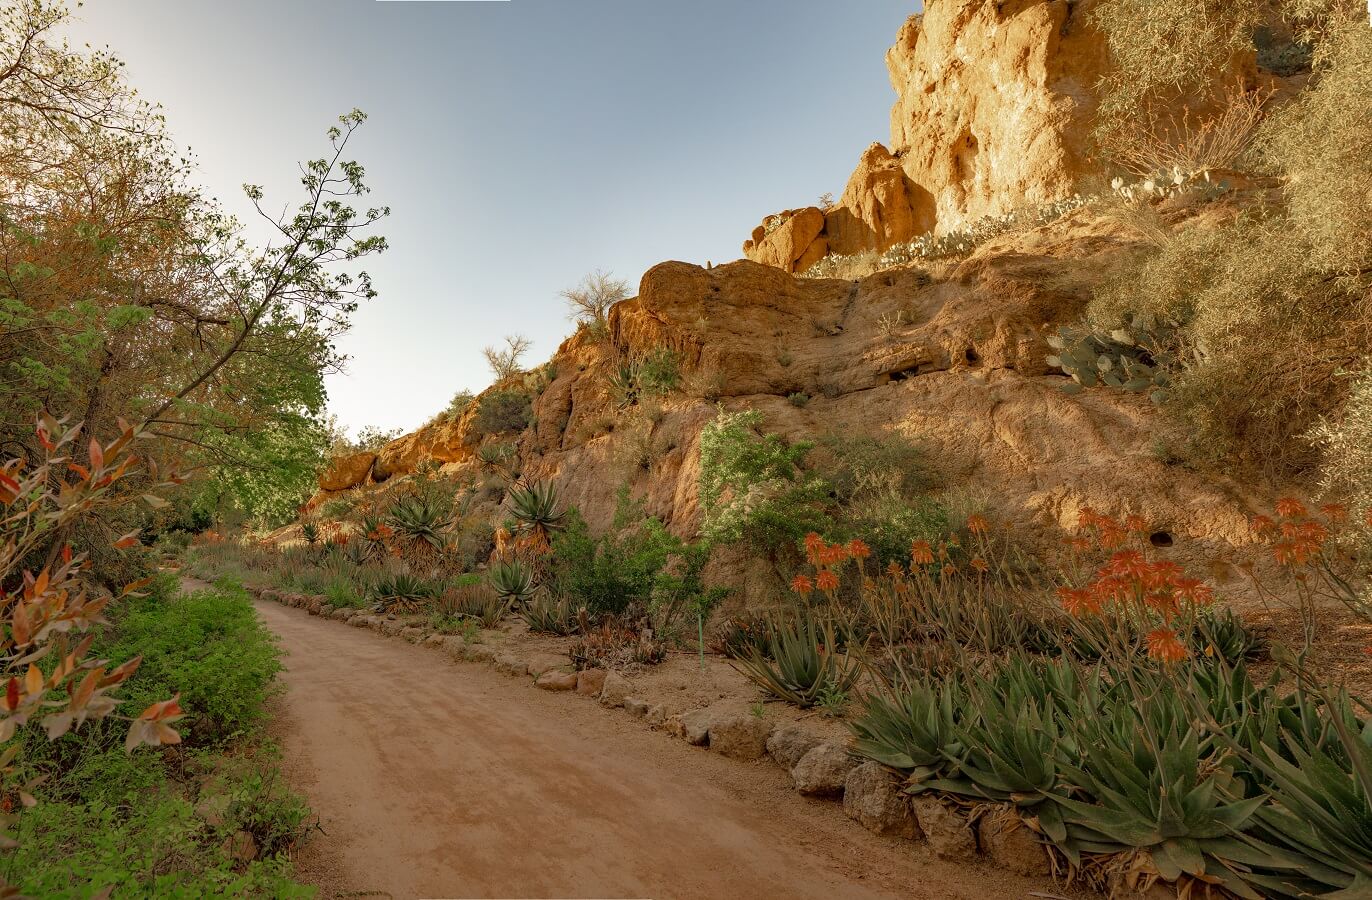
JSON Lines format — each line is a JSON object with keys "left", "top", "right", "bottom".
{"left": 8, "top": 0, "right": 1372, "bottom": 895}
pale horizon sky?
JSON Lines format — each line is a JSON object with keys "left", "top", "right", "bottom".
{"left": 63, "top": 0, "right": 919, "bottom": 438}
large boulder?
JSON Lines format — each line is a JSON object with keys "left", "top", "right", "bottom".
{"left": 318, "top": 451, "right": 375, "bottom": 491}
{"left": 741, "top": 207, "right": 826, "bottom": 274}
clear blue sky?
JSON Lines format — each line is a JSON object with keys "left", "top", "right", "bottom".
{"left": 64, "top": 0, "right": 917, "bottom": 438}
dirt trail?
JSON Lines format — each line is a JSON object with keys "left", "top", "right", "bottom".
{"left": 250, "top": 597, "right": 1068, "bottom": 900}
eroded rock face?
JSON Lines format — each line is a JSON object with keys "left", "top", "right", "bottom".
{"left": 309, "top": 214, "right": 1268, "bottom": 612}
{"left": 883, "top": 1, "right": 1110, "bottom": 233}
{"left": 319, "top": 451, "right": 375, "bottom": 491}
{"left": 742, "top": 0, "right": 1266, "bottom": 271}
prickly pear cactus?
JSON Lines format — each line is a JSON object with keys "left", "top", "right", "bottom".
{"left": 1046, "top": 316, "right": 1177, "bottom": 404}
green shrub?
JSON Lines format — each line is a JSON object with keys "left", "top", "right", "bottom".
{"left": 95, "top": 584, "right": 282, "bottom": 746}
{"left": 698, "top": 408, "right": 831, "bottom": 554}
{"left": 474, "top": 389, "right": 532, "bottom": 434}
{"left": 4, "top": 792, "right": 312, "bottom": 898}
{"left": 550, "top": 501, "right": 679, "bottom": 618}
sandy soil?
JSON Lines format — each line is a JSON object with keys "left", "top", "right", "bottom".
{"left": 250, "top": 598, "right": 1080, "bottom": 900}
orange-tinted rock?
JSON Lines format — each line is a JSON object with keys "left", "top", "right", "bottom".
{"left": 319, "top": 451, "right": 375, "bottom": 491}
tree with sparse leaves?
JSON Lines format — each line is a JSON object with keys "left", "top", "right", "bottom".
{"left": 561, "top": 269, "right": 628, "bottom": 334}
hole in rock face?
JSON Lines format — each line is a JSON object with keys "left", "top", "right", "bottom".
{"left": 964, "top": 347, "right": 982, "bottom": 366}
{"left": 1149, "top": 531, "right": 1174, "bottom": 548}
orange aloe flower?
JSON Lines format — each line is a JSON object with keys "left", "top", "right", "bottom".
{"left": 885, "top": 560, "right": 904, "bottom": 578}
{"left": 910, "top": 540, "right": 934, "bottom": 566}
{"left": 941, "top": 563, "right": 956, "bottom": 578}
{"left": 803, "top": 532, "right": 825, "bottom": 564}
{"left": 1057, "top": 587, "right": 1099, "bottom": 617}
{"left": 791, "top": 574, "right": 814, "bottom": 596}
{"left": 966, "top": 514, "right": 989, "bottom": 535}
{"left": 970, "top": 556, "right": 989, "bottom": 573}
{"left": 1124, "top": 514, "right": 1150, "bottom": 534}
{"left": 1250, "top": 515, "right": 1276, "bottom": 538}
{"left": 1275, "top": 497, "right": 1307, "bottom": 519}
{"left": 847, "top": 538, "right": 872, "bottom": 560}
{"left": 1320, "top": 503, "right": 1348, "bottom": 523}
{"left": 1171, "top": 577, "right": 1214, "bottom": 606}
{"left": 815, "top": 569, "right": 840, "bottom": 593}
{"left": 1146, "top": 627, "right": 1187, "bottom": 663}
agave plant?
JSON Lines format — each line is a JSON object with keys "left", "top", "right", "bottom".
{"left": 506, "top": 479, "right": 564, "bottom": 551}
{"left": 1047, "top": 695, "right": 1269, "bottom": 894}
{"left": 949, "top": 658, "right": 1077, "bottom": 819}
{"left": 488, "top": 558, "right": 537, "bottom": 605}
{"left": 370, "top": 572, "right": 438, "bottom": 615}
{"left": 1239, "top": 721, "right": 1372, "bottom": 898}
{"left": 1193, "top": 606, "right": 1265, "bottom": 664}
{"left": 477, "top": 441, "right": 516, "bottom": 474}
{"left": 300, "top": 522, "right": 320, "bottom": 546}
{"left": 849, "top": 674, "right": 966, "bottom": 786}
{"left": 732, "top": 612, "right": 859, "bottom": 709}
{"left": 437, "top": 582, "right": 507, "bottom": 628}
{"left": 387, "top": 495, "right": 452, "bottom": 551}
{"left": 520, "top": 593, "right": 578, "bottom": 635}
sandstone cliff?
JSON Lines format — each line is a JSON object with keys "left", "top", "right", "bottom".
{"left": 743, "top": 0, "right": 1273, "bottom": 272}
{"left": 312, "top": 191, "right": 1271, "bottom": 605}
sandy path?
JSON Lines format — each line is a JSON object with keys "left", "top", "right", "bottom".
{"left": 252, "top": 597, "right": 1070, "bottom": 900}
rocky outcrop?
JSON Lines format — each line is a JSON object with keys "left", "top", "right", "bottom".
{"left": 742, "top": 207, "right": 827, "bottom": 273}
{"left": 319, "top": 451, "right": 375, "bottom": 491}
{"left": 742, "top": 0, "right": 1271, "bottom": 271}
{"left": 310, "top": 198, "right": 1270, "bottom": 609}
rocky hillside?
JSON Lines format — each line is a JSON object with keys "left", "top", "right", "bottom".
{"left": 311, "top": 0, "right": 1298, "bottom": 596}
{"left": 743, "top": 0, "right": 1274, "bottom": 272}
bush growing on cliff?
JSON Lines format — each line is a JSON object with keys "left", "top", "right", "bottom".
{"left": 698, "top": 408, "right": 831, "bottom": 555}
{"left": 562, "top": 269, "right": 629, "bottom": 336}
{"left": 483, "top": 334, "right": 532, "bottom": 381}
{"left": 474, "top": 389, "right": 533, "bottom": 435}
{"left": 1077, "top": 10, "right": 1372, "bottom": 481}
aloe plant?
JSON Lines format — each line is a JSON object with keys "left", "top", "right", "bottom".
{"left": 488, "top": 558, "right": 536, "bottom": 605}
{"left": 1047, "top": 697, "right": 1268, "bottom": 894}
{"left": 520, "top": 593, "right": 578, "bottom": 635}
{"left": 507, "top": 480, "right": 564, "bottom": 542}
{"left": 387, "top": 495, "right": 452, "bottom": 550}
{"left": 370, "top": 572, "right": 437, "bottom": 614}
{"left": 732, "top": 612, "right": 859, "bottom": 709}
{"left": 849, "top": 675, "right": 966, "bottom": 787}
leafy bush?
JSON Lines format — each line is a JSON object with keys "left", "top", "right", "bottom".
{"left": 1079, "top": 15, "right": 1372, "bottom": 481}
{"left": 473, "top": 389, "right": 532, "bottom": 435}
{"left": 4, "top": 791, "right": 311, "bottom": 898}
{"left": 549, "top": 504, "right": 679, "bottom": 618}
{"left": 97, "top": 583, "right": 281, "bottom": 746}
{"left": 698, "top": 408, "right": 830, "bottom": 554}
{"left": 609, "top": 347, "right": 681, "bottom": 407}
